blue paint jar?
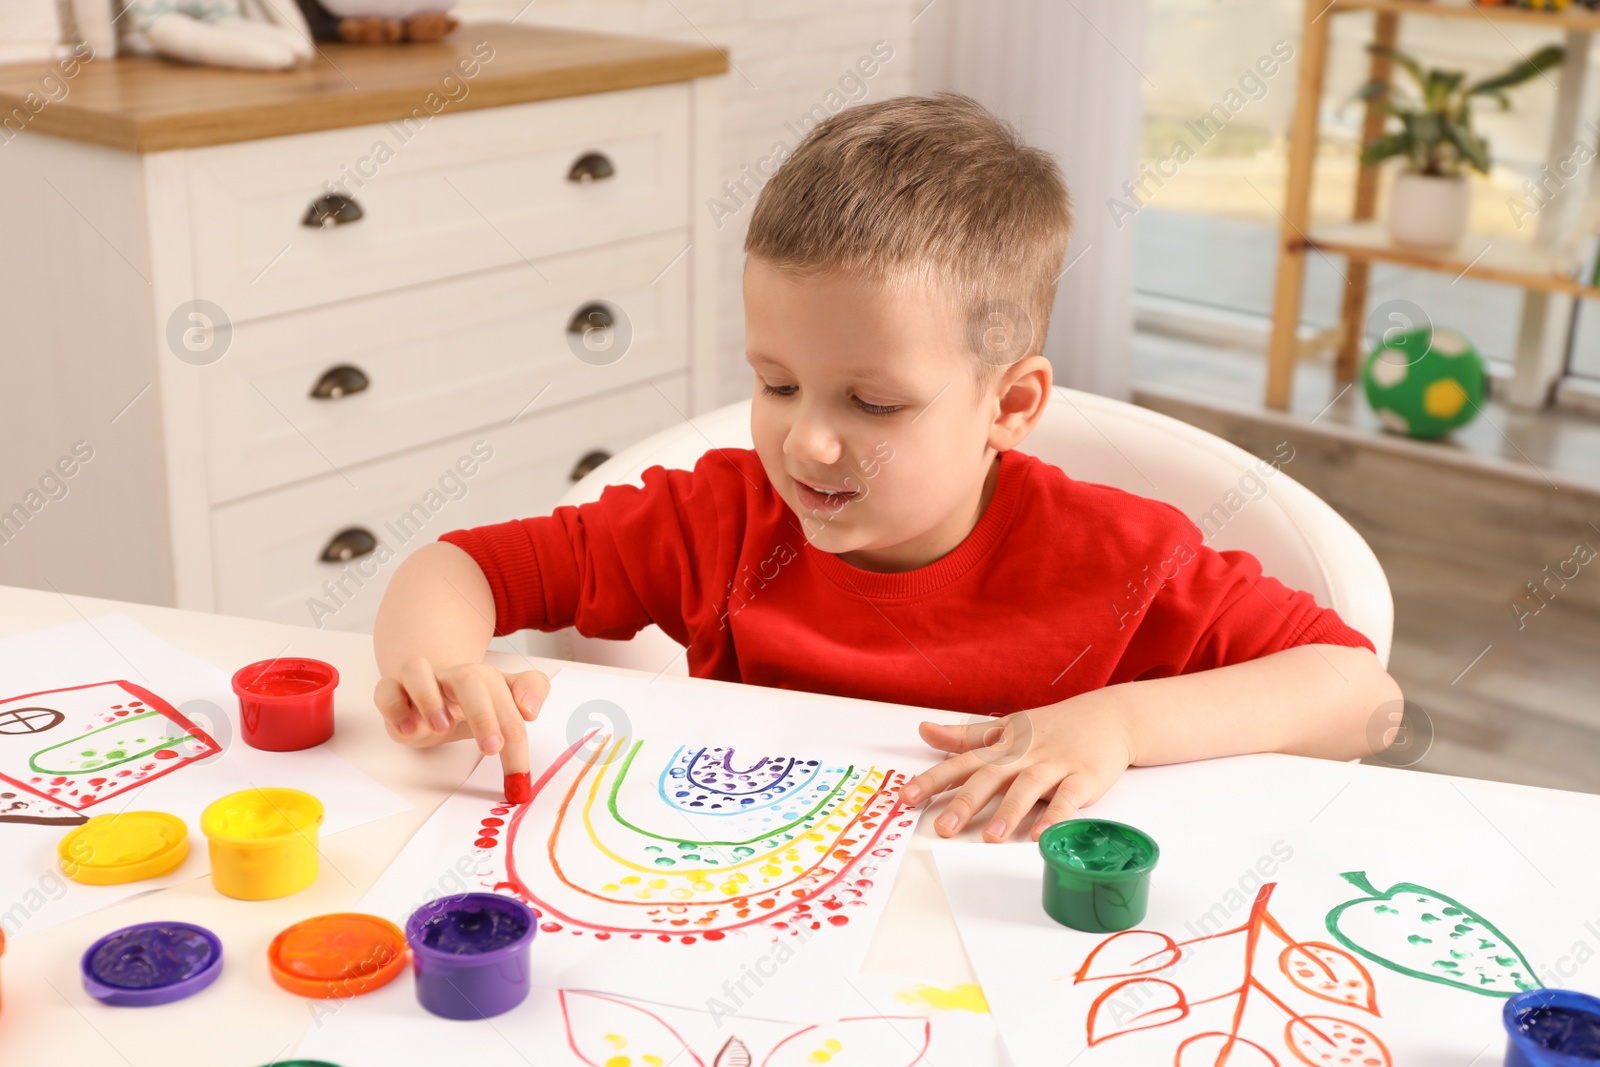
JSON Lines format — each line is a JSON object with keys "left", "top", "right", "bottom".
{"left": 1504, "top": 988, "right": 1600, "bottom": 1066}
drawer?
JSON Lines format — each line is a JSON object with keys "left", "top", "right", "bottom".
{"left": 186, "top": 84, "right": 690, "bottom": 322}
{"left": 201, "top": 231, "right": 690, "bottom": 504}
{"left": 209, "top": 375, "right": 690, "bottom": 633}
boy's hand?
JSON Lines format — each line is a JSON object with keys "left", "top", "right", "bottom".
{"left": 373, "top": 656, "right": 551, "bottom": 777}
{"left": 899, "top": 692, "right": 1135, "bottom": 843}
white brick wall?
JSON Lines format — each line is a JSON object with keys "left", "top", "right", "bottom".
{"left": 458, "top": 0, "right": 920, "bottom": 405}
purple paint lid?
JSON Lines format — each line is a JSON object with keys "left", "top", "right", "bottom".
{"left": 81, "top": 921, "right": 224, "bottom": 1007}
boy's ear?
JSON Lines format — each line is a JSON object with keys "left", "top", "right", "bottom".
{"left": 988, "top": 353, "right": 1052, "bottom": 452}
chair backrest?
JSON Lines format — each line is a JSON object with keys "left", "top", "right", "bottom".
{"left": 561, "top": 390, "right": 1394, "bottom": 666}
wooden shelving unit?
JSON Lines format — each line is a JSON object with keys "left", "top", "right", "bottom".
{"left": 1334, "top": 0, "right": 1600, "bottom": 31}
{"left": 1308, "top": 222, "right": 1600, "bottom": 298}
{"left": 1266, "top": 0, "right": 1597, "bottom": 411}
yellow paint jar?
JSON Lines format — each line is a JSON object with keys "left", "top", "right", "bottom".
{"left": 200, "top": 787, "right": 323, "bottom": 900}
{"left": 58, "top": 811, "right": 190, "bottom": 885}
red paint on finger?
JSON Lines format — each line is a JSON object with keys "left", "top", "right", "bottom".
{"left": 503, "top": 772, "right": 532, "bottom": 804}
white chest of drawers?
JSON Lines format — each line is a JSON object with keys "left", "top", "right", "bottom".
{"left": 0, "top": 26, "right": 726, "bottom": 633}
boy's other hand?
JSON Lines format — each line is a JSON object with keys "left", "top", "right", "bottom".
{"left": 899, "top": 693, "right": 1135, "bottom": 843}
{"left": 373, "top": 656, "right": 551, "bottom": 777}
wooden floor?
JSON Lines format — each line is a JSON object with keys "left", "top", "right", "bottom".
{"left": 1134, "top": 334, "right": 1600, "bottom": 795}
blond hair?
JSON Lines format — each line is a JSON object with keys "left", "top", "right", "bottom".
{"left": 744, "top": 91, "right": 1073, "bottom": 376}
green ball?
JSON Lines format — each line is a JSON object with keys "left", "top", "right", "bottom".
{"left": 1361, "top": 326, "right": 1486, "bottom": 439}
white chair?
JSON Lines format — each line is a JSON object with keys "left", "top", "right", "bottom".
{"left": 555, "top": 391, "right": 1394, "bottom": 674}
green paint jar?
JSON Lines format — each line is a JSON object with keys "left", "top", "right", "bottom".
{"left": 1038, "top": 819, "right": 1160, "bottom": 933}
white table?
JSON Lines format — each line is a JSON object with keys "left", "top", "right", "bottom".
{"left": 6, "top": 585, "right": 1596, "bottom": 1066}
{"left": 0, "top": 584, "right": 976, "bottom": 1066}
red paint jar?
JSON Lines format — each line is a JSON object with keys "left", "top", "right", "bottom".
{"left": 232, "top": 657, "right": 338, "bottom": 752}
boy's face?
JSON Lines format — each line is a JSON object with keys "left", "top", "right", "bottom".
{"left": 743, "top": 257, "right": 1032, "bottom": 572}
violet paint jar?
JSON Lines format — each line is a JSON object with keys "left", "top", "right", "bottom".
{"left": 405, "top": 893, "right": 536, "bottom": 1020}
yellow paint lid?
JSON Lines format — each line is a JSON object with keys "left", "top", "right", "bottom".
{"left": 59, "top": 811, "right": 190, "bottom": 885}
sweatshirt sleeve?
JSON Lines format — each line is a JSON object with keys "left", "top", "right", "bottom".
{"left": 437, "top": 449, "right": 747, "bottom": 642}
{"left": 1113, "top": 504, "right": 1376, "bottom": 682}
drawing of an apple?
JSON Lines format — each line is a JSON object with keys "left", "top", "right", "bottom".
{"left": 1324, "top": 871, "right": 1539, "bottom": 998}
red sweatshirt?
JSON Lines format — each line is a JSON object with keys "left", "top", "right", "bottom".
{"left": 440, "top": 447, "right": 1373, "bottom": 716}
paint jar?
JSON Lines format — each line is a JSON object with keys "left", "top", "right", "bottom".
{"left": 59, "top": 811, "right": 189, "bottom": 885}
{"left": 405, "top": 893, "right": 536, "bottom": 1020}
{"left": 80, "top": 921, "right": 223, "bottom": 1006}
{"left": 1038, "top": 818, "right": 1160, "bottom": 933}
{"left": 269, "top": 913, "right": 408, "bottom": 999}
{"left": 1503, "top": 988, "right": 1600, "bottom": 1066}
{"left": 233, "top": 657, "right": 339, "bottom": 752}
{"left": 201, "top": 787, "right": 323, "bottom": 900}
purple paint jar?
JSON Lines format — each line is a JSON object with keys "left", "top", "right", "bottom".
{"left": 1504, "top": 988, "right": 1600, "bottom": 1066}
{"left": 404, "top": 893, "right": 536, "bottom": 1020}
{"left": 81, "top": 921, "right": 223, "bottom": 1007}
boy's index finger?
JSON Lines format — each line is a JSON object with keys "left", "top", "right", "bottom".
{"left": 499, "top": 712, "right": 531, "bottom": 799}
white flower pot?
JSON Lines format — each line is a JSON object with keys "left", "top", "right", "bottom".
{"left": 1387, "top": 172, "right": 1471, "bottom": 249}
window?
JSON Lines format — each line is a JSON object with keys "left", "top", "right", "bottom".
{"left": 1137, "top": 0, "right": 1596, "bottom": 385}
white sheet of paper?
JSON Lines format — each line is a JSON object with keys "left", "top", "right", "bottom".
{"left": 351, "top": 666, "right": 969, "bottom": 1022}
{"left": 933, "top": 755, "right": 1600, "bottom": 1067}
{"left": 295, "top": 970, "right": 1004, "bottom": 1066}
{"left": 0, "top": 613, "right": 411, "bottom": 939}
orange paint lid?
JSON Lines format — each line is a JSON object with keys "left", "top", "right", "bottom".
{"left": 267, "top": 913, "right": 407, "bottom": 999}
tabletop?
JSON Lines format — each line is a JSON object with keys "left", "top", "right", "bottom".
{"left": 1, "top": 584, "right": 1595, "bottom": 1065}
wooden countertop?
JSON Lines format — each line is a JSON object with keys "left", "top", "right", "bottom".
{"left": 0, "top": 23, "right": 727, "bottom": 153}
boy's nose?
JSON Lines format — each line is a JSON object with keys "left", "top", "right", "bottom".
{"left": 782, "top": 412, "right": 844, "bottom": 467}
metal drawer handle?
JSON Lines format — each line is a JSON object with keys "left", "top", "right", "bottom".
{"left": 302, "top": 193, "right": 364, "bottom": 229}
{"left": 567, "top": 152, "right": 615, "bottom": 183}
{"left": 309, "top": 364, "right": 370, "bottom": 400}
{"left": 569, "top": 450, "right": 612, "bottom": 483}
{"left": 567, "top": 302, "right": 614, "bottom": 337}
{"left": 320, "top": 527, "right": 378, "bottom": 563}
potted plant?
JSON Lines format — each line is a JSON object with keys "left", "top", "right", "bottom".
{"left": 1356, "top": 43, "right": 1563, "bottom": 249}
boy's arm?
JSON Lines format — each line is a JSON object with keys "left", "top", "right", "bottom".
{"left": 371, "top": 541, "right": 550, "bottom": 776}
{"left": 370, "top": 451, "right": 749, "bottom": 770}
{"left": 902, "top": 643, "right": 1401, "bottom": 843}
{"left": 1119, "top": 642, "right": 1397, "bottom": 765}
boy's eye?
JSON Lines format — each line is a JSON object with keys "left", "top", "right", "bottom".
{"left": 853, "top": 396, "right": 902, "bottom": 416}
{"left": 761, "top": 382, "right": 797, "bottom": 397}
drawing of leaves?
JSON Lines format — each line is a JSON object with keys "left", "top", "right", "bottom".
{"left": 1074, "top": 929, "right": 1183, "bottom": 983}
{"left": 761, "top": 1016, "right": 930, "bottom": 1067}
{"left": 1284, "top": 1015, "right": 1392, "bottom": 1067}
{"left": 1174, "top": 1032, "right": 1281, "bottom": 1067}
{"left": 1278, "top": 942, "right": 1379, "bottom": 1015}
{"left": 1085, "top": 977, "right": 1188, "bottom": 1046}
{"left": 714, "top": 1036, "right": 753, "bottom": 1067}
{"left": 559, "top": 990, "right": 705, "bottom": 1067}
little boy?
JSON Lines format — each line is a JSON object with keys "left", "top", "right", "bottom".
{"left": 372, "top": 92, "right": 1401, "bottom": 843}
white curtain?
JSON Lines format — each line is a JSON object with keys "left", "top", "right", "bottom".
{"left": 912, "top": 0, "right": 1148, "bottom": 400}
